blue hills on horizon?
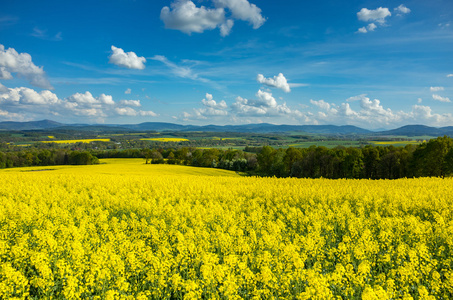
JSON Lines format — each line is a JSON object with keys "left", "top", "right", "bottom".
{"left": 1, "top": 119, "right": 453, "bottom": 136}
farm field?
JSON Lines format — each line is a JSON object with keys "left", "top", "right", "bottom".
{"left": 40, "top": 138, "right": 111, "bottom": 144}
{"left": 370, "top": 140, "right": 422, "bottom": 146}
{"left": 1, "top": 159, "right": 452, "bottom": 299}
{"left": 140, "top": 138, "right": 190, "bottom": 142}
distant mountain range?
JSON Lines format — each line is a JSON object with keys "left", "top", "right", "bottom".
{"left": 1, "top": 120, "right": 453, "bottom": 136}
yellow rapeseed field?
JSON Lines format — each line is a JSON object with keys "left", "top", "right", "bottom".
{"left": 140, "top": 138, "right": 189, "bottom": 142}
{"left": 1, "top": 159, "right": 452, "bottom": 299}
{"left": 370, "top": 141, "right": 422, "bottom": 145}
{"left": 40, "top": 139, "right": 110, "bottom": 144}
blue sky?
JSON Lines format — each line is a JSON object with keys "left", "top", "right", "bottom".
{"left": 0, "top": 0, "right": 452, "bottom": 129}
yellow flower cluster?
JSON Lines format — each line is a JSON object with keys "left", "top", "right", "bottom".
{"left": 0, "top": 159, "right": 452, "bottom": 299}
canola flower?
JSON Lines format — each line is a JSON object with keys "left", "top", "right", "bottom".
{"left": 0, "top": 159, "right": 452, "bottom": 299}
{"left": 41, "top": 138, "right": 110, "bottom": 144}
{"left": 371, "top": 141, "right": 422, "bottom": 145}
{"left": 140, "top": 138, "right": 189, "bottom": 142}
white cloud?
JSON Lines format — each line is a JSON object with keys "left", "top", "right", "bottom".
{"left": 213, "top": 0, "right": 266, "bottom": 29}
{"left": 180, "top": 89, "right": 453, "bottom": 127}
{"left": 109, "top": 46, "right": 146, "bottom": 70}
{"left": 357, "top": 27, "right": 368, "bottom": 34}
{"left": 31, "top": 27, "right": 63, "bottom": 41}
{"left": 139, "top": 110, "right": 158, "bottom": 117}
{"left": 119, "top": 99, "right": 141, "bottom": 107}
{"left": 67, "top": 91, "right": 99, "bottom": 105}
{"left": 310, "top": 99, "right": 333, "bottom": 111}
{"left": 160, "top": 0, "right": 265, "bottom": 36}
{"left": 357, "top": 7, "right": 391, "bottom": 24}
{"left": 253, "top": 90, "right": 278, "bottom": 107}
{"left": 98, "top": 94, "right": 115, "bottom": 105}
{"left": 0, "top": 44, "right": 53, "bottom": 89}
{"left": 357, "top": 23, "right": 377, "bottom": 34}
{"left": 0, "top": 84, "right": 157, "bottom": 121}
{"left": 448, "top": 74, "right": 453, "bottom": 77}
{"left": 256, "top": 73, "right": 291, "bottom": 93}
{"left": 220, "top": 19, "right": 234, "bottom": 37}
{"left": 125, "top": 88, "right": 131, "bottom": 94}
{"left": 346, "top": 94, "right": 368, "bottom": 102}
{"left": 432, "top": 94, "right": 451, "bottom": 103}
{"left": 367, "top": 23, "right": 377, "bottom": 31}
{"left": 307, "top": 94, "right": 453, "bottom": 128}
{"left": 411, "top": 105, "right": 451, "bottom": 125}
{"left": 0, "top": 67, "right": 13, "bottom": 79}
{"left": 150, "top": 55, "right": 208, "bottom": 82}
{"left": 189, "top": 93, "right": 229, "bottom": 119}
{"left": 394, "top": 4, "right": 410, "bottom": 14}
{"left": 230, "top": 90, "right": 303, "bottom": 119}
{"left": 430, "top": 86, "right": 444, "bottom": 92}
{"left": 0, "top": 108, "right": 23, "bottom": 120}
{"left": 231, "top": 96, "right": 267, "bottom": 116}
{"left": 201, "top": 93, "right": 227, "bottom": 109}
{"left": 0, "top": 86, "right": 59, "bottom": 105}
{"left": 114, "top": 107, "right": 157, "bottom": 117}
{"left": 418, "top": 98, "right": 423, "bottom": 103}
{"left": 160, "top": 0, "right": 225, "bottom": 35}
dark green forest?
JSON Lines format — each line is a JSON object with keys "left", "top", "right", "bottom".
{"left": 2, "top": 136, "right": 453, "bottom": 179}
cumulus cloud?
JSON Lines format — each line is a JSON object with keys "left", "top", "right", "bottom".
{"left": 0, "top": 86, "right": 60, "bottom": 105}
{"left": 394, "top": 4, "right": 411, "bottom": 14}
{"left": 0, "top": 44, "right": 53, "bottom": 89}
{"left": 119, "top": 99, "right": 141, "bottom": 107}
{"left": 125, "top": 88, "right": 131, "bottom": 94}
{"left": 160, "top": 0, "right": 225, "bottom": 34}
{"left": 0, "top": 108, "right": 23, "bottom": 120}
{"left": 231, "top": 90, "right": 302, "bottom": 118}
{"left": 115, "top": 107, "right": 156, "bottom": 117}
{"left": 257, "top": 73, "right": 291, "bottom": 93}
{"left": 430, "top": 86, "right": 444, "bottom": 92}
{"left": 432, "top": 94, "right": 451, "bottom": 103}
{"left": 357, "top": 23, "right": 377, "bottom": 33}
{"left": 160, "top": 0, "right": 265, "bottom": 36}
{"left": 180, "top": 89, "right": 453, "bottom": 127}
{"left": 182, "top": 90, "right": 300, "bottom": 121}
{"left": 357, "top": 7, "right": 391, "bottom": 24}
{"left": 253, "top": 90, "right": 278, "bottom": 107}
{"left": 448, "top": 74, "right": 453, "bottom": 78}
{"left": 307, "top": 94, "right": 453, "bottom": 127}
{"left": 66, "top": 91, "right": 115, "bottom": 105}
{"left": 367, "top": 23, "right": 377, "bottom": 31}
{"left": 346, "top": 94, "right": 368, "bottom": 102}
{"left": 357, "top": 27, "right": 368, "bottom": 34}
{"left": 357, "top": 5, "right": 410, "bottom": 33}
{"left": 201, "top": 93, "right": 227, "bottom": 109}
{"left": 109, "top": 46, "right": 146, "bottom": 70}
{"left": 310, "top": 99, "right": 334, "bottom": 111}
{"left": 220, "top": 19, "right": 234, "bottom": 36}
{"left": 213, "top": 0, "right": 266, "bottom": 29}
{"left": 188, "top": 93, "right": 229, "bottom": 119}
{"left": 0, "top": 84, "right": 157, "bottom": 121}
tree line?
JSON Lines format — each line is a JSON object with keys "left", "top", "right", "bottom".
{"left": 2, "top": 136, "right": 453, "bottom": 179}
{"left": 0, "top": 149, "right": 99, "bottom": 168}
{"left": 131, "top": 136, "right": 453, "bottom": 179}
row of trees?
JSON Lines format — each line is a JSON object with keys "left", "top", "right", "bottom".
{"left": 2, "top": 136, "right": 453, "bottom": 179}
{"left": 138, "top": 136, "right": 453, "bottom": 179}
{"left": 0, "top": 149, "right": 99, "bottom": 168}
